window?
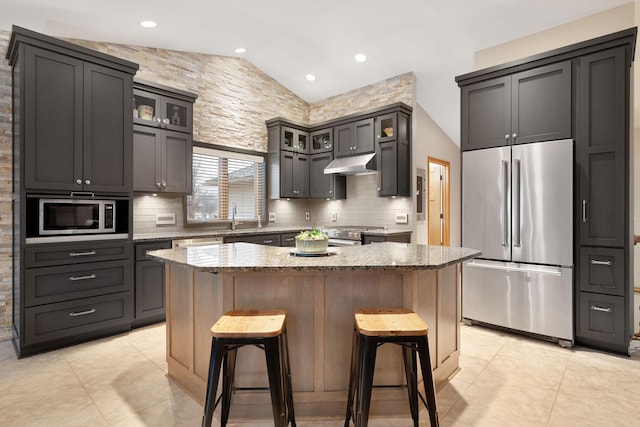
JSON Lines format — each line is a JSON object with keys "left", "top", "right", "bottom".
{"left": 185, "top": 144, "right": 265, "bottom": 225}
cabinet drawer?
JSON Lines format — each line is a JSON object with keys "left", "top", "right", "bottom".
{"left": 579, "top": 247, "right": 625, "bottom": 296}
{"left": 25, "top": 241, "right": 131, "bottom": 268}
{"left": 280, "top": 232, "right": 299, "bottom": 247}
{"left": 135, "top": 240, "right": 172, "bottom": 261}
{"left": 225, "top": 234, "right": 281, "bottom": 246}
{"left": 23, "top": 292, "right": 132, "bottom": 346}
{"left": 577, "top": 292, "right": 626, "bottom": 347}
{"left": 25, "top": 259, "right": 132, "bottom": 306}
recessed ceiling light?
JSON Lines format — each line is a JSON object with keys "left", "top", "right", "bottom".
{"left": 234, "top": 47, "right": 246, "bottom": 54}
{"left": 139, "top": 20, "right": 158, "bottom": 28}
{"left": 305, "top": 74, "right": 316, "bottom": 82}
{"left": 354, "top": 53, "right": 367, "bottom": 63}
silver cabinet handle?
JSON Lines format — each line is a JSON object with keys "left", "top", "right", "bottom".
{"left": 591, "top": 259, "right": 612, "bottom": 266}
{"left": 504, "top": 134, "right": 510, "bottom": 140}
{"left": 161, "top": 182, "right": 167, "bottom": 188}
{"left": 85, "top": 179, "right": 91, "bottom": 185}
{"left": 163, "top": 118, "right": 170, "bottom": 125}
{"left": 590, "top": 305, "right": 612, "bottom": 313}
{"left": 512, "top": 133, "right": 517, "bottom": 139}
{"left": 69, "top": 308, "right": 97, "bottom": 317}
{"left": 69, "top": 251, "right": 96, "bottom": 257}
{"left": 69, "top": 274, "right": 96, "bottom": 281}
{"left": 76, "top": 179, "right": 82, "bottom": 185}
{"left": 262, "top": 240, "right": 273, "bottom": 244}
{"left": 582, "top": 200, "right": 587, "bottom": 223}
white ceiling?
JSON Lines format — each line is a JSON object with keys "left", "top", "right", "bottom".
{"left": 0, "top": 0, "right": 632, "bottom": 145}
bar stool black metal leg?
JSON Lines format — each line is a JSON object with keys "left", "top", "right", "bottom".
{"left": 280, "top": 328, "right": 296, "bottom": 427}
{"left": 221, "top": 347, "right": 238, "bottom": 426}
{"left": 416, "top": 337, "right": 439, "bottom": 427}
{"left": 356, "top": 335, "right": 378, "bottom": 427}
{"left": 202, "top": 338, "right": 226, "bottom": 427}
{"left": 402, "top": 344, "right": 419, "bottom": 427}
{"left": 265, "top": 337, "right": 287, "bottom": 427}
{"left": 344, "top": 329, "right": 360, "bottom": 427}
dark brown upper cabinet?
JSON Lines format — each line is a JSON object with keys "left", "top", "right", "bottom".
{"left": 20, "top": 45, "right": 134, "bottom": 193}
{"left": 280, "top": 126, "right": 309, "bottom": 154}
{"left": 334, "top": 118, "right": 374, "bottom": 157}
{"left": 460, "top": 61, "right": 571, "bottom": 151}
{"left": 310, "top": 128, "right": 333, "bottom": 154}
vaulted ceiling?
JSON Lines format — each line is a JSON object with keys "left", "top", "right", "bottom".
{"left": 1, "top": 0, "right": 632, "bottom": 144}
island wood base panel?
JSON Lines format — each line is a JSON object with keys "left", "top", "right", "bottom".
{"left": 165, "top": 263, "right": 461, "bottom": 419}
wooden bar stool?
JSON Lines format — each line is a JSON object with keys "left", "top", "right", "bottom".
{"left": 344, "top": 308, "right": 439, "bottom": 427}
{"left": 202, "top": 309, "right": 296, "bottom": 427}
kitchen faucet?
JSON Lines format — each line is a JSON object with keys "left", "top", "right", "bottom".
{"left": 231, "top": 203, "right": 242, "bottom": 230}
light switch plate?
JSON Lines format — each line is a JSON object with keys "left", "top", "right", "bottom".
{"left": 395, "top": 213, "right": 408, "bottom": 224}
{"left": 331, "top": 211, "right": 337, "bottom": 222}
{"left": 155, "top": 213, "right": 176, "bottom": 225}
{"left": 269, "top": 212, "right": 276, "bottom": 222}
{"left": 305, "top": 212, "right": 310, "bottom": 221}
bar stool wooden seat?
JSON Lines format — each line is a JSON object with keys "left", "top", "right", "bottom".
{"left": 202, "top": 309, "right": 296, "bottom": 427}
{"left": 344, "top": 308, "right": 439, "bottom": 427}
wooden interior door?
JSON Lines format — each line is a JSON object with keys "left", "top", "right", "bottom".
{"left": 428, "top": 158, "right": 450, "bottom": 246}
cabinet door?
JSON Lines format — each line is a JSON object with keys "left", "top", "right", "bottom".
{"left": 310, "top": 152, "right": 334, "bottom": 198}
{"left": 577, "top": 292, "right": 626, "bottom": 351}
{"left": 161, "top": 97, "right": 193, "bottom": 133}
{"left": 281, "top": 126, "right": 297, "bottom": 152}
{"left": 461, "top": 76, "right": 510, "bottom": 151}
{"left": 577, "top": 47, "right": 627, "bottom": 247}
{"left": 511, "top": 61, "right": 571, "bottom": 145}
{"left": 83, "top": 62, "right": 133, "bottom": 193}
{"left": 280, "top": 151, "right": 295, "bottom": 198}
{"left": 294, "top": 153, "right": 309, "bottom": 198}
{"left": 310, "top": 128, "right": 333, "bottom": 154}
{"left": 334, "top": 123, "right": 353, "bottom": 157}
{"left": 133, "top": 125, "right": 162, "bottom": 192}
{"left": 375, "top": 113, "right": 397, "bottom": 143}
{"left": 354, "top": 118, "right": 374, "bottom": 154}
{"left": 23, "top": 45, "right": 83, "bottom": 191}
{"left": 579, "top": 247, "right": 625, "bottom": 296}
{"left": 377, "top": 140, "right": 397, "bottom": 197}
{"left": 163, "top": 130, "right": 192, "bottom": 194}
{"left": 135, "top": 260, "right": 166, "bottom": 323}
{"left": 133, "top": 88, "right": 162, "bottom": 127}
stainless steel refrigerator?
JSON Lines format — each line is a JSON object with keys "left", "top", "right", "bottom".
{"left": 462, "top": 139, "right": 574, "bottom": 345}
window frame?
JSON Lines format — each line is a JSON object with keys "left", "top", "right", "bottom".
{"left": 183, "top": 141, "right": 267, "bottom": 228}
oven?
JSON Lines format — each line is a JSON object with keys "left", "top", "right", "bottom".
{"left": 321, "top": 226, "right": 384, "bottom": 247}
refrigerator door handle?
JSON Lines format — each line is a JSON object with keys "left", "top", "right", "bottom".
{"left": 502, "top": 160, "right": 509, "bottom": 247}
{"left": 466, "top": 260, "right": 563, "bottom": 276}
{"left": 513, "top": 159, "right": 521, "bottom": 247}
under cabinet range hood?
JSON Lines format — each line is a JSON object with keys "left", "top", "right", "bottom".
{"left": 324, "top": 153, "right": 377, "bottom": 175}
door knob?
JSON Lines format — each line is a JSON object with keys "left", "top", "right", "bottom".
{"left": 85, "top": 179, "right": 91, "bottom": 185}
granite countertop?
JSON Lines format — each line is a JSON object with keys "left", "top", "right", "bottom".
{"left": 147, "top": 242, "right": 481, "bottom": 273}
{"left": 133, "top": 226, "right": 304, "bottom": 242}
{"left": 133, "top": 226, "right": 411, "bottom": 242}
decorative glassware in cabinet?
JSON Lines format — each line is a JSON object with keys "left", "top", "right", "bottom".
{"left": 297, "top": 132, "right": 308, "bottom": 151}
{"left": 311, "top": 129, "right": 332, "bottom": 153}
{"left": 166, "top": 102, "right": 187, "bottom": 128}
{"left": 282, "top": 128, "right": 295, "bottom": 150}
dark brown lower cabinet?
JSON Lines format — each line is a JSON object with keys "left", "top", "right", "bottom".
{"left": 577, "top": 292, "right": 626, "bottom": 353}
{"left": 133, "top": 240, "right": 171, "bottom": 327}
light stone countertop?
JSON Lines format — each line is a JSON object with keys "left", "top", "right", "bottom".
{"left": 147, "top": 241, "right": 481, "bottom": 273}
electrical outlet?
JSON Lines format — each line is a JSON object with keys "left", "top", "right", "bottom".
{"left": 305, "top": 212, "right": 310, "bottom": 221}
{"left": 331, "top": 211, "right": 337, "bottom": 222}
{"left": 269, "top": 212, "right": 276, "bottom": 222}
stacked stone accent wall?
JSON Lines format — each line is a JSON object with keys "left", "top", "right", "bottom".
{"left": 0, "top": 32, "right": 11, "bottom": 340}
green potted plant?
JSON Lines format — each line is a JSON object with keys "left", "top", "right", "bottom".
{"left": 295, "top": 226, "right": 328, "bottom": 253}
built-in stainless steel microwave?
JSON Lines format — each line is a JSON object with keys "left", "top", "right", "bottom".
{"left": 39, "top": 198, "right": 116, "bottom": 236}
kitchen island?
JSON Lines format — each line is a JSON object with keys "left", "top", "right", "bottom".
{"left": 148, "top": 242, "right": 480, "bottom": 420}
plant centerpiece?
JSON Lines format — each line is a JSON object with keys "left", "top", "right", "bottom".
{"left": 295, "top": 226, "right": 328, "bottom": 253}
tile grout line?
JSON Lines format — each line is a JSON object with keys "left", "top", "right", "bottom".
{"left": 543, "top": 352, "right": 571, "bottom": 426}
{"left": 63, "top": 351, "right": 110, "bottom": 426}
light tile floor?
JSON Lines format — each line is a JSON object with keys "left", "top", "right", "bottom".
{"left": 1, "top": 324, "right": 639, "bottom": 426}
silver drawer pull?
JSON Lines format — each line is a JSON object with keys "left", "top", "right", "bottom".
{"left": 69, "top": 274, "right": 96, "bottom": 281}
{"left": 69, "top": 308, "right": 97, "bottom": 317}
{"left": 590, "top": 305, "right": 613, "bottom": 313}
{"left": 69, "top": 251, "right": 97, "bottom": 257}
{"left": 590, "top": 259, "right": 612, "bottom": 266}
{"left": 263, "top": 240, "right": 273, "bottom": 244}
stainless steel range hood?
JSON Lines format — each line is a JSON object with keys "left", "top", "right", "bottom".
{"left": 324, "top": 152, "right": 377, "bottom": 175}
